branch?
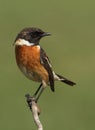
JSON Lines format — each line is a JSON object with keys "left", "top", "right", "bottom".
{"left": 25, "top": 94, "right": 43, "bottom": 130}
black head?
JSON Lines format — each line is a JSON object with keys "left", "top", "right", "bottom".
{"left": 15, "top": 27, "right": 51, "bottom": 45}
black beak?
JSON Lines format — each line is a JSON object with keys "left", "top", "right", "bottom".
{"left": 42, "top": 32, "right": 51, "bottom": 37}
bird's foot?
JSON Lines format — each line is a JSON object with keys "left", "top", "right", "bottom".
{"left": 25, "top": 93, "right": 41, "bottom": 115}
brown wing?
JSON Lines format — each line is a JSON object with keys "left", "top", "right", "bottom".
{"left": 40, "top": 48, "right": 55, "bottom": 92}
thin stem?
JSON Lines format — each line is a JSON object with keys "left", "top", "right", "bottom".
{"left": 25, "top": 94, "right": 43, "bottom": 130}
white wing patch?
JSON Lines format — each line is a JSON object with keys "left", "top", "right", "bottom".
{"left": 45, "top": 57, "right": 52, "bottom": 68}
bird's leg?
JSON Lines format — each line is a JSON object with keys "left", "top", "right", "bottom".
{"left": 33, "top": 83, "right": 42, "bottom": 97}
{"left": 35, "top": 81, "right": 47, "bottom": 102}
{"left": 35, "top": 87, "right": 44, "bottom": 102}
{"left": 32, "top": 83, "right": 44, "bottom": 102}
{"left": 33, "top": 81, "right": 46, "bottom": 102}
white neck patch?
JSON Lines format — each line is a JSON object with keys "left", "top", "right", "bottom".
{"left": 15, "top": 39, "right": 34, "bottom": 46}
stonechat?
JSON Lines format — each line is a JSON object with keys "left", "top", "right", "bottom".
{"left": 14, "top": 27, "right": 76, "bottom": 101}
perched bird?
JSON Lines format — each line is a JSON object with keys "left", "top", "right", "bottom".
{"left": 14, "top": 27, "right": 76, "bottom": 101}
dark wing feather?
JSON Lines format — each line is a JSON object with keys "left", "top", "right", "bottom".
{"left": 40, "top": 48, "right": 55, "bottom": 92}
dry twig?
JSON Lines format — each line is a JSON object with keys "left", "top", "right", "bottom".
{"left": 25, "top": 94, "right": 43, "bottom": 130}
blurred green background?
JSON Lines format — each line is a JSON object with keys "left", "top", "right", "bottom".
{"left": 0, "top": 0, "right": 95, "bottom": 130}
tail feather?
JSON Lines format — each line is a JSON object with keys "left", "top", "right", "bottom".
{"left": 56, "top": 74, "right": 76, "bottom": 86}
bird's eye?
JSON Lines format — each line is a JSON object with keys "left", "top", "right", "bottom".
{"left": 31, "top": 31, "right": 40, "bottom": 37}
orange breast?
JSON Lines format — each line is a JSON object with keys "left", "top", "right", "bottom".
{"left": 15, "top": 45, "right": 49, "bottom": 83}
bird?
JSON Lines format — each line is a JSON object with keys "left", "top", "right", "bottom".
{"left": 14, "top": 27, "right": 76, "bottom": 101}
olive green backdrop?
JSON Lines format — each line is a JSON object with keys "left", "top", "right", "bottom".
{"left": 0, "top": 0, "right": 95, "bottom": 130}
